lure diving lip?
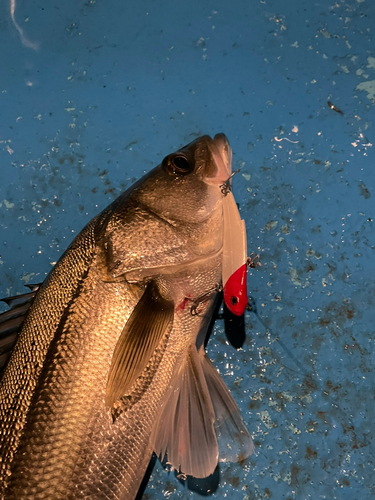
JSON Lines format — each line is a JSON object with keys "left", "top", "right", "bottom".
{"left": 222, "top": 191, "right": 248, "bottom": 316}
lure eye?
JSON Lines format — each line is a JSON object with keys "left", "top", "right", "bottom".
{"left": 163, "top": 154, "right": 194, "bottom": 176}
{"left": 230, "top": 296, "right": 239, "bottom": 306}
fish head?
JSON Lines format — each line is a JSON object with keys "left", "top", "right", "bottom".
{"left": 134, "top": 134, "right": 232, "bottom": 224}
{"left": 162, "top": 133, "right": 232, "bottom": 183}
{"left": 100, "top": 134, "right": 234, "bottom": 279}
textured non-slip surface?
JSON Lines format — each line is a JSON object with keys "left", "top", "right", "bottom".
{"left": 0, "top": 1, "right": 374, "bottom": 498}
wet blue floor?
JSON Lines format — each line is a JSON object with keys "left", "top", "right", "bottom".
{"left": 0, "top": 0, "right": 374, "bottom": 498}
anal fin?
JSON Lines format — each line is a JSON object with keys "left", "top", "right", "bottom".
{"left": 202, "top": 353, "right": 254, "bottom": 462}
{"left": 152, "top": 346, "right": 253, "bottom": 479}
{"left": 152, "top": 345, "right": 218, "bottom": 479}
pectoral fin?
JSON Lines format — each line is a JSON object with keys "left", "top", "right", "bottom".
{"left": 152, "top": 345, "right": 218, "bottom": 479}
{"left": 105, "top": 281, "right": 174, "bottom": 407}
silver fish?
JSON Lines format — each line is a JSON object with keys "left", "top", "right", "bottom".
{"left": 0, "top": 134, "right": 253, "bottom": 499}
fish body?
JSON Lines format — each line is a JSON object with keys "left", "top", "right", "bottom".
{"left": 0, "top": 134, "right": 253, "bottom": 499}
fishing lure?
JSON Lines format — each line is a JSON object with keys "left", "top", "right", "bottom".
{"left": 222, "top": 191, "right": 248, "bottom": 316}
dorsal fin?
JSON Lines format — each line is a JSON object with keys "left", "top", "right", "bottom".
{"left": 0, "top": 284, "right": 41, "bottom": 375}
{"left": 0, "top": 283, "right": 41, "bottom": 309}
{"left": 24, "top": 283, "right": 42, "bottom": 292}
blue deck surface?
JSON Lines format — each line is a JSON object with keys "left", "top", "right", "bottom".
{"left": 0, "top": 0, "right": 374, "bottom": 498}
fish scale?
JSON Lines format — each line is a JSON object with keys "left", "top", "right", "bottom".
{"left": 0, "top": 135, "right": 253, "bottom": 499}
{"left": 6, "top": 264, "right": 135, "bottom": 496}
{"left": 0, "top": 215, "right": 100, "bottom": 492}
{"left": 2, "top": 214, "right": 223, "bottom": 500}
{"left": 77, "top": 272, "right": 220, "bottom": 499}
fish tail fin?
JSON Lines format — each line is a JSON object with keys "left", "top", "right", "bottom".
{"left": 152, "top": 345, "right": 253, "bottom": 478}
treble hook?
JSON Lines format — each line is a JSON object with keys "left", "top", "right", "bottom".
{"left": 190, "top": 284, "right": 222, "bottom": 316}
{"left": 247, "top": 252, "right": 261, "bottom": 268}
{"left": 219, "top": 169, "right": 241, "bottom": 196}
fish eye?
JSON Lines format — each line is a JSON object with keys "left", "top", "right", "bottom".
{"left": 163, "top": 154, "right": 194, "bottom": 176}
{"left": 172, "top": 155, "right": 191, "bottom": 172}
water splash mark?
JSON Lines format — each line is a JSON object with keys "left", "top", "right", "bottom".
{"left": 247, "top": 296, "right": 375, "bottom": 459}
{"left": 10, "top": 0, "right": 40, "bottom": 50}
{"left": 356, "top": 80, "right": 375, "bottom": 101}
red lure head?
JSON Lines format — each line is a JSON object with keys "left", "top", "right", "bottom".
{"left": 223, "top": 264, "right": 248, "bottom": 316}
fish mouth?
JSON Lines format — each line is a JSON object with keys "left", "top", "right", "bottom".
{"left": 204, "top": 133, "right": 233, "bottom": 186}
